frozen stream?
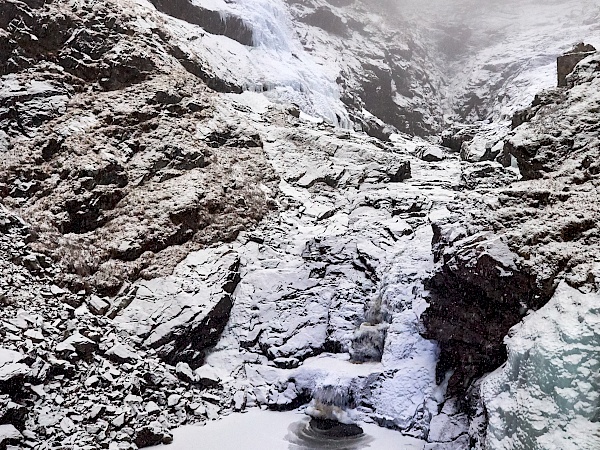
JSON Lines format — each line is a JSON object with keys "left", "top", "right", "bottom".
{"left": 117, "top": 92, "right": 462, "bottom": 446}
{"left": 150, "top": 409, "right": 425, "bottom": 449}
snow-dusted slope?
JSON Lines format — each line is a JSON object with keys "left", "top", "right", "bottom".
{"left": 1, "top": 0, "right": 599, "bottom": 449}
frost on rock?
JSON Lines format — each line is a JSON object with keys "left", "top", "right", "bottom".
{"left": 483, "top": 282, "right": 600, "bottom": 450}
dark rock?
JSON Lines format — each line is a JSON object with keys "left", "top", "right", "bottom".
{"left": 441, "top": 126, "right": 477, "bottom": 152}
{"left": 149, "top": 255, "right": 241, "bottom": 369}
{"left": 388, "top": 161, "right": 411, "bottom": 183}
{"left": 309, "top": 418, "right": 363, "bottom": 438}
{"left": 422, "top": 231, "right": 550, "bottom": 394}
{"left": 557, "top": 43, "right": 596, "bottom": 87}
{"left": 0, "top": 398, "right": 27, "bottom": 429}
{"left": 300, "top": 7, "right": 348, "bottom": 37}
{"left": 134, "top": 424, "right": 167, "bottom": 448}
{"left": 148, "top": 0, "right": 254, "bottom": 46}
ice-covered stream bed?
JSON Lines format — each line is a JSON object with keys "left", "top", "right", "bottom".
{"left": 149, "top": 409, "right": 426, "bottom": 450}
{"left": 116, "top": 91, "right": 464, "bottom": 446}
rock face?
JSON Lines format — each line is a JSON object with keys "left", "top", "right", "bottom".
{"left": 0, "top": 0, "right": 277, "bottom": 295}
{"left": 284, "top": 0, "right": 445, "bottom": 137}
{"left": 557, "top": 43, "right": 596, "bottom": 87}
{"left": 148, "top": 0, "right": 254, "bottom": 46}
{"left": 117, "top": 249, "right": 241, "bottom": 368}
{"left": 1, "top": 0, "right": 599, "bottom": 449}
{"left": 423, "top": 50, "right": 600, "bottom": 445}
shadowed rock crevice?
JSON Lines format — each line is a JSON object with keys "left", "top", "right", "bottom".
{"left": 422, "top": 235, "right": 551, "bottom": 395}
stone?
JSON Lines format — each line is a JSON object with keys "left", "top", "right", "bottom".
{"left": 84, "top": 376, "right": 100, "bottom": 387}
{"left": 175, "top": 362, "right": 196, "bottom": 383}
{"left": 87, "top": 296, "right": 110, "bottom": 316}
{"left": 0, "top": 363, "right": 29, "bottom": 383}
{"left": 387, "top": 160, "right": 411, "bottom": 182}
{"left": 89, "top": 405, "right": 105, "bottom": 420}
{"left": 167, "top": 394, "right": 181, "bottom": 407}
{"left": 557, "top": 43, "right": 596, "bottom": 86}
{"left": 112, "top": 414, "right": 126, "bottom": 428}
{"left": 50, "top": 285, "right": 67, "bottom": 296}
{"left": 60, "top": 416, "right": 76, "bottom": 434}
{"left": 0, "top": 425, "right": 22, "bottom": 447}
{"left": 23, "top": 329, "right": 44, "bottom": 343}
{"left": 419, "top": 146, "right": 444, "bottom": 162}
{"left": 134, "top": 423, "right": 165, "bottom": 448}
{"left": 56, "top": 333, "right": 97, "bottom": 357}
{"left": 194, "top": 365, "right": 221, "bottom": 388}
{"left": 144, "top": 401, "right": 160, "bottom": 415}
{"left": 105, "top": 343, "right": 139, "bottom": 364}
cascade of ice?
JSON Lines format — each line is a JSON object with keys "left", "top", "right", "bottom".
{"left": 186, "top": 0, "right": 351, "bottom": 127}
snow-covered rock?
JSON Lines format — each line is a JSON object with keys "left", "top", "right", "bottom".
{"left": 483, "top": 282, "right": 600, "bottom": 450}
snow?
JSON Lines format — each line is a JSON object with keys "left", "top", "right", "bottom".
{"left": 149, "top": 409, "right": 425, "bottom": 450}
{"left": 482, "top": 282, "right": 600, "bottom": 450}
{"left": 145, "top": 0, "right": 351, "bottom": 126}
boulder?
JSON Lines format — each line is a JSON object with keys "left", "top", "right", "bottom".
{"left": 419, "top": 146, "right": 444, "bottom": 162}
{"left": 134, "top": 423, "right": 171, "bottom": 448}
{"left": 117, "top": 249, "right": 241, "bottom": 368}
{"left": 105, "top": 343, "right": 139, "bottom": 364}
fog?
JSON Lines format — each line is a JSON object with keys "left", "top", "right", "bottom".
{"left": 360, "top": 0, "right": 600, "bottom": 59}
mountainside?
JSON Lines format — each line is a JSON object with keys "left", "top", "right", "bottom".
{"left": 0, "top": 1, "right": 598, "bottom": 449}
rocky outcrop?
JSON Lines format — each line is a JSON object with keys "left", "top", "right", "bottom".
{"left": 423, "top": 51, "right": 600, "bottom": 401}
{"left": 285, "top": 0, "right": 444, "bottom": 137}
{"left": 423, "top": 231, "right": 550, "bottom": 394}
{"left": 148, "top": 0, "right": 254, "bottom": 46}
{"left": 117, "top": 250, "right": 241, "bottom": 368}
{"left": 0, "top": 0, "right": 277, "bottom": 295}
{"left": 557, "top": 42, "right": 596, "bottom": 87}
